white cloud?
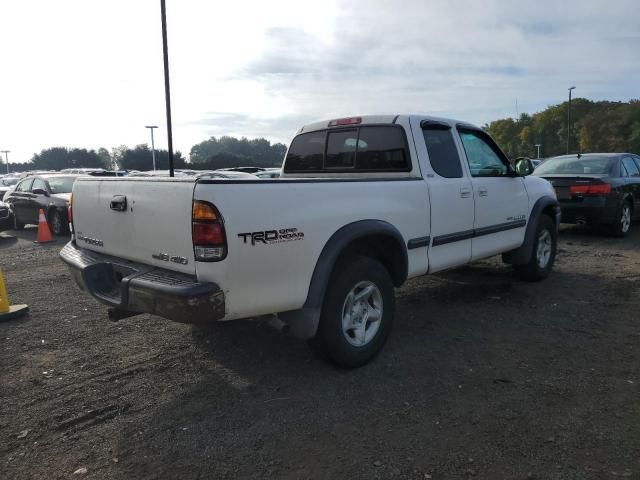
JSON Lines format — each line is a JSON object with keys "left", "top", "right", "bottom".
{"left": 0, "top": 0, "right": 638, "bottom": 164}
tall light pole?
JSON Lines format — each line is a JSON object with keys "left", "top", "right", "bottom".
{"left": 160, "top": 0, "right": 175, "bottom": 177}
{"left": 535, "top": 144, "right": 542, "bottom": 159}
{"left": 1, "top": 150, "right": 9, "bottom": 173}
{"left": 567, "top": 86, "right": 576, "bottom": 154}
{"left": 145, "top": 126, "right": 158, "bottom": 170}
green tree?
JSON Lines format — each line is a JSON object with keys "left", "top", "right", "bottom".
{"left": 628, "top": 122, "right": 640, "bottom": 154}
{"left": 97, "top": 147, "right": 113, "bottom": 169}
{"left": 189, "top": 136, "right": 286, "bottom": 168}
{"left": 117, "top": 144, "right": 186, "bottom": 171}
{"left": 30, "top": 147, "right": 107, "bottom": 170}
{"left": 486, "top": 99, "right": 640, "bottom": 158}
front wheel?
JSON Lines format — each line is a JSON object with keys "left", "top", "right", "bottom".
{"left": 514, "top": 215, "right": 557, "bottom": 281}
{"left": 309, "top": 256, "right": 395, "bottom": 368}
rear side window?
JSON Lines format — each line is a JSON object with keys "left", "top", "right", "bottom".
{"left": 622, "top": 157, "right": 640, "bottom": 177}
{"left": 15, "top": 178, "right": 33, "bottom": 192}
{"left": 422, "top": 128, "right": 463, "bottom": 178}
{"left": 285, "top": 131, "right": 326, "bottom": 171}
{"left": 284, "top": 126, "right": 410, "bottom": 173}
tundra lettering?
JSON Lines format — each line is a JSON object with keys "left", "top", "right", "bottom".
{"left": 76, "top": 233, "right": 104, "bottom": 247}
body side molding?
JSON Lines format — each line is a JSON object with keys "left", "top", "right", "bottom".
{"left": 407, "top": 236, "right": 431, "bottom": 249}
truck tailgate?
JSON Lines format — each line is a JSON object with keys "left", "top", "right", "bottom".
{"left": 72, "top": 177, "right": 196, "bottom": 275}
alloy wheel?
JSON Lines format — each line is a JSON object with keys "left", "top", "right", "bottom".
{"left": 621, "top": 205, "right": 631, "bottom": 234}
{"left": 536, "top": 229, "right": 552, "bottom": 268}
{"left": 341, "top": 281, "right": 383, "bottom": 347}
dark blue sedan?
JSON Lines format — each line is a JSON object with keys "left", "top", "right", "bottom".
{"left": 534, "top": 153, "right": 640, "bottom": 237}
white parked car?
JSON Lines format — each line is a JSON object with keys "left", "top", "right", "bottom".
{"left": 1, "top": 175, "right": 20, "bottom": 201}
{"left": 60, "top": 115, "right": 560, "bottom": 367}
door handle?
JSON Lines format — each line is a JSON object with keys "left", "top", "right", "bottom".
{"left": 110, "top": 195, "right": 128, "bottom": 212}
{"left": 460, "top": 187, "right": 471, "bottom": 198}
{"left": 478, "top": 187, "right": 489, "bottom": 197}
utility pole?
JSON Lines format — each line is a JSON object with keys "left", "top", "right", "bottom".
{"left": 567, "top": 86, "right": 576, "bottom": 154}
{"left": 160, "top": 0, "right": 175, "bottom": 177}
{"left": 1, "top": 150, "right": 9, "bottom": 173}
{"left": 145, "top": 126, "right": 158, "bottom": 170}
{"left": 535, "top": 144, "right": 542, "bottom": 159}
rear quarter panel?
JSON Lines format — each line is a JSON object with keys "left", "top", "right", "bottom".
{"left": 194, "top": 179, "right": 430, "bottom": 319}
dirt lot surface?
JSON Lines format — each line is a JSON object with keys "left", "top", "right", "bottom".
{"left": 1, "top": 225, "right": 639, "bottom": 480}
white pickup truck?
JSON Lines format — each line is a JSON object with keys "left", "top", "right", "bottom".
{"left": 60, "top": 115, "right": 560, "bottom": 368}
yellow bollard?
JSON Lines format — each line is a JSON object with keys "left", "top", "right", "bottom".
{"left": 0, "top": 268, "right": 29, "bottom": 321}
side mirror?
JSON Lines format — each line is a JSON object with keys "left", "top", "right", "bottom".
{"left": 32, "top": 188, "right": 49, "bottom": 197}
{"left": 514, "top": 158, "right": 535, "bottom": 176}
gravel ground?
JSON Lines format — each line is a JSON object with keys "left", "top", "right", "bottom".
{"left": 1, "top": 225, "right": 639, "bottom": 480}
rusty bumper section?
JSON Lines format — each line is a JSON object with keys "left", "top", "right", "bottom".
{"left": 59, "top": 242, "right": 224, "bottom": 323}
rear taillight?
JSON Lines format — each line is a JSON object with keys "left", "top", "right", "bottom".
{"left": 192, "top": 200, "right": 227, "bottom": 261}
{"left": 570, "top": 183, "right": 612, "bottom": 196}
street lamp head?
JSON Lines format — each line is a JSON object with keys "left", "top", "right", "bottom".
{"left": 569, "top": 86, "right": 576, "bottom": 91}
{"left": 145, "top": 125, "right": 158, "bottom": 129}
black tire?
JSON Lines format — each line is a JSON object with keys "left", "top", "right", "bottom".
{"left": 48, "top": 209, "right": 67, "bottom": 236}
{"left": 309, "top": 256, "right": 395, "bottom": 369}
{"left": 610, "top": 200, "right": 632, "bottom": 238}
{"left": 514, "top": 215, "right": 557, "bottom": 282}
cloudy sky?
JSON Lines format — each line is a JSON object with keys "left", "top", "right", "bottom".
{"left": 0, "top": 0, "right": 638, "bottom": 163}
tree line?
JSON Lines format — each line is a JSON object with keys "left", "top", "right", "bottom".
{"left": 485, "top": 99, "right": 640, "bottom": 159}
{"left": 7, "top": 136, "right": 287, "bottom": 173}
{"left": 7, "top": 99, "right": 639, "bottom": 173}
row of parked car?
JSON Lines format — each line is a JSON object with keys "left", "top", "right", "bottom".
{"left": 1, "top": 154, "right": 639, "bottom": 238}
{"left": 0, "top": 167, "right": 281, "bottom": 234}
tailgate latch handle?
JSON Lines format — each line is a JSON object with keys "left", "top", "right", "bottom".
{"left": 110, "top": 195, "right": 128, "bottom": 212}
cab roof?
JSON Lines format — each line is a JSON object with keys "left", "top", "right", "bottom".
{"left": 297, "top": 114, "right": 479, "bottom": 134}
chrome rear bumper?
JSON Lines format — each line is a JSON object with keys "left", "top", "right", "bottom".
{"left": 59, "top": 242, "right": 225, "bottom": 323}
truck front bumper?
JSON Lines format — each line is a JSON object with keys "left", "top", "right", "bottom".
{"left": 59, "top": 242, "right": 225, "bottom": 323}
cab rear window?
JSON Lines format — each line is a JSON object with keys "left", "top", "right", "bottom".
{"left": 283, "top": 131, "right": 325, "bottom": 171}
{"left": 284, "top": 125, "right": 410, "bottom": 173}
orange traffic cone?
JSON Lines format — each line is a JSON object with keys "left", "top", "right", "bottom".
{"left": 35, "top": 209, "right": 54, "bottom": 244}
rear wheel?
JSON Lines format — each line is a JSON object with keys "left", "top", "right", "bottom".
{"left": 48, "top": 210, "right": 66, "bottom": 236}
{"left": 610, "top": 200, "right": 632, "bottom": 237}
{"left": 309, "top": 256, "right": 395, "bottom": 368}
{"left": 514, "top": 215, "right": 557, "bottom": 282}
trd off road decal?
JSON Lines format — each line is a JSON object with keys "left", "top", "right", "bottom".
{"left": 238, "top": 228, "right": 304, "bottom": 246}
